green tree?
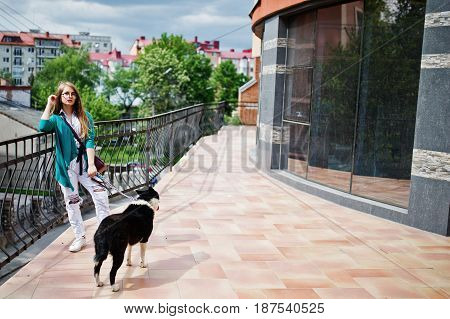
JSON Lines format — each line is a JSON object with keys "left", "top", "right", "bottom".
{"left": 79, "top": 86, "right": 121, "bottom": 121}
{"left": 135, "top": 46, "right": 189, "bottom": 116}
{"left": 102, "top": 66, "right": 140, "bottom": 118}
{"left": 134, "top": 33, "right": 214, "bottom": 115}
{"left": 153, "top": 34, "right": 214, "bottom": 103}
{"left": 0, "top": 70, "right": 12, "bottom": 84}
{"left": 31, "top": 46, "right": 100, "bottom": 109}
{"left": 211, "top": 60, "right": 249, "bottom": 115}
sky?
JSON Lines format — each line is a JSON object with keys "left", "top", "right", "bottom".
{"left": 0, "top": 0, "right": 255, "bottom": 53}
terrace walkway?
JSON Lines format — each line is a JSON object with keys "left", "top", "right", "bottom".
{"left": 0, "top": 126, "right": 449, "bottom": 299}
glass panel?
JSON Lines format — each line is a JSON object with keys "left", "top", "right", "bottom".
{"left": 307, "top": 1, "right": 363, "bottom": 191}
{"left": 286, "top": 10, "right": 316, "bottom": 67}
{"left": 351, "top": 0, "right": 426, "bottom": 207}
{"left": 286, "top": 123, "right": 309, "bottom": 178}
{"left": 284, "top": 68, "right": 313, "bottom": 123}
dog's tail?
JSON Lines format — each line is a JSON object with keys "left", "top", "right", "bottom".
{"left": 93, "top": 236, "right": 109, "bottom": 263}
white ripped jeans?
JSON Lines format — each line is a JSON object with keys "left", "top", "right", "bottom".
{"left": 59, "top": 158, "right": 110, "bottom": 240}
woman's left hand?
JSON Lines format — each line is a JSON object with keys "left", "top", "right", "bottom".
{"left": 88, "top": 164, "right": 98, "bottom": 177}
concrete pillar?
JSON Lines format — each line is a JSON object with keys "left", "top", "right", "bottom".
{"left": 407, "top": 0, "right": 450, "bottom": 235}
{"left": 256, "top": 16, "right": 288, "bottom": 170}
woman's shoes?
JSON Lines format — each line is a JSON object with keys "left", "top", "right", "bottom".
{"left": 69, "top": 236, "right": 86, "bottom": 252}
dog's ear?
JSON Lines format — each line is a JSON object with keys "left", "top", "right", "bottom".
{"left": 136, "top": 188, "right": 145, "bottom": 195}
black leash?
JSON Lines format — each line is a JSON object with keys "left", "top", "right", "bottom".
{"left": 91, "top": 174, "right": 138, "bottom": 201}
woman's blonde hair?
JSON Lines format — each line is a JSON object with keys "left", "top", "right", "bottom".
{"left": 51, "top": 81, "right": 90, "bottom": 138}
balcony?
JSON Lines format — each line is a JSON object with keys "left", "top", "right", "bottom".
{"left": 0, "top": 103, "right": 449, "bottom": 298}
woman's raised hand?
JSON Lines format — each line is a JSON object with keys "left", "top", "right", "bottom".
{"left": 47, "top": 95, "right": 57, "bottom": 107}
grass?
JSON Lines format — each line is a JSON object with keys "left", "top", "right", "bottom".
{"left": 0, "top": 188, "right": 52, "bottom": 196}
{"left": 224, "top": 114, "right": 242, "bottom": 126}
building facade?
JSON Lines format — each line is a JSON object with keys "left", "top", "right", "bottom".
{"left": 220, "top": 48, "right": 254, "bottom": 78}
{"left": 193, "top": 36, "right": 255, "bottom": 77}
{"left": 70, "top": 32, "right": 112, "bottom": 53}
{"left": 251, "top": 0, "right": 450, "bottom": 235}
{"left": 0, "top": 31, "right": 80, "bottom": 86}
{"left": 129, "top": 36, "right": 153, "bottom": 56}
{"left": 89, "top": 49, "right": 136, "bottom": 73}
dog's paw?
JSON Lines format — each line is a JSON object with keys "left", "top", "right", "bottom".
{"left": 126, "top": 260, "right": 132, "bottom": 266}
{"left": 96, "top": 281, "right": 104, "bottom": 287}
{"left": 112, "top": 284, "right": 120, "bottom": 292}
{"left": 139, "top": 261, "right": 147, "bottom": 268}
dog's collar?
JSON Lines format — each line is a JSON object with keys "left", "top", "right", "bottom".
{"left": 129, "top": 200, "right": 153, "bottom": 209}
{"left": 128, "top": 199, "right": 159, "bottom": 212}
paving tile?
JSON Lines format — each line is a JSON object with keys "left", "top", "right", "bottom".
{"left": 118, "top": 278, "right": 180, "bottom": 299}
{"left": 224, "top": 269, "right": 286, "bottom": 289}
{"left": 263, "top": 288, "right": 320, "bottom": 299}
{"left": 283, "top": 279, "right": 336, "bottom": 289}
{"left": 1, "top": 278, "right": 40, "bottom": 299}
{"left": 314, "top": 288, "right": 374, "bottom": 299}
{"left": 33, "top": 287, "right": 94, "bottom": 299}
{"left": 178, "top": 279, "right": 238, "bottom": 299}
{"left": 1, "top": 127, "right": 449, "bottom": 299}
{"left": 353, "top": 278, "right": 429, "bottom": 298}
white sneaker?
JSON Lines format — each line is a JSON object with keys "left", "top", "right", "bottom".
{"left": 69, "top": 236, "right": 86, "bottom": 252}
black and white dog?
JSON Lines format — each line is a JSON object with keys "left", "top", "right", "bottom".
{"left": 93, "top": 187, "right": 159, "bottom": 292}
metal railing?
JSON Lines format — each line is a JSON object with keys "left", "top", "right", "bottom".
{"left": 0, "top": 102, "right": 226, "bottom": 269}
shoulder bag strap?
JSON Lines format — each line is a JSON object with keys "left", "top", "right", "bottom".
{"left": 59, "top": 113, "right": 86, "bottom": 175}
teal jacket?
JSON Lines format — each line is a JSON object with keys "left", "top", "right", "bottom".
{"left": 38, "top": 112, "right": 95, "bottom": 191}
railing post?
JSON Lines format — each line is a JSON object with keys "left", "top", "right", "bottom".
{"left": 145, "top": 120, "right": 151, "bottom": 190}
{"left": 169, "top": 113, "right": 174, "bottom": 172}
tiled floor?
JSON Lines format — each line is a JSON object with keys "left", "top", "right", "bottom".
{"left": 1, "top": 126, "right": 449, "bottom": 299}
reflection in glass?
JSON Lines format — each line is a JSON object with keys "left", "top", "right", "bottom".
{"left": 284, "top": 10, "right": 316, "bottom": 123}
{"left": 307, "top": 1, "right": 363, "bottom": 191}
{"left": 287, "top": 123, "right": 309, "bottom": 178}
{"left": 284, "top": 68, "right": 313, "bottom": 123}
{"left": 286, "top": 10, "right": 316, "bottom": 67}
{"left": 280, "top": 0, "right": 425, "bottom": 208}
{"left": 351, "top": 0, "right": 426, "bottom": 207}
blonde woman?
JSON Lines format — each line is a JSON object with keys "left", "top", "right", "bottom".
{"left": 39, "top": 81, "right": 110, "bottom": 252}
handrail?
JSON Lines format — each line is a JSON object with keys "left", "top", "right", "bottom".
{"left": 0, "top": 101, "right": 227, "bottom": 269}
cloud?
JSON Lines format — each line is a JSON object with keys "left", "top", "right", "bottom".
{"left": 0, "top": 0, "right": 254, "bottom": 53}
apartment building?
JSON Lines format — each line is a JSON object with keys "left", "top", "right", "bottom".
{"left": 71, "top": 32, "right": 112, "bottom": 53}
{"left": 192, "top": 36, "right": 254, "bottom": 77}
{"left": 129, "top": 36, "right": 153, "bottom": 56}
{"left": 0, "top": 31, "right": 79, "bottom": 86}
{"left": 89, "top": 48, "right": 136, "bottom": 73}
{"left": 220, "top": 48, "right": 253, "bottom": 78}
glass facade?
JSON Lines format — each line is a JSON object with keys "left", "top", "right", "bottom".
{"left": 282, "top": 0, "right": 426, "bottom": 207}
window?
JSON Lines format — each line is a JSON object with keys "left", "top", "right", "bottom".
{"left": 6, "top": 48, "right": 9, "bottom": 53}
{"left": 28, "top": 47, "right": 34, "bottom": 53}
{"left": 3, "top": 36, "right": 21, "bottom": 43}
{"left": 280, "top": 0, "right": 426, "bottom": 207}
{"left": 306, "top": 3, "right": 363, "bottom": 191}
{"left": 351, "top": 0, "right": 426, "bottom": 207}
{"left": 13, "top": 48, "right": 22, "bottom": 55}
{"left": 13, "top": 78, "right": 22, "bottom": 85}
{"left": 3, "top": 57, "right": 9, "bottom": 62}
